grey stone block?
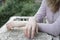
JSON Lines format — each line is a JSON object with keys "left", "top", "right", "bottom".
{"left": 0, "top": 29, "right": 53, "bottom": 40}
{"left": 0, "top": 29, "right": 59, "bottom": 40}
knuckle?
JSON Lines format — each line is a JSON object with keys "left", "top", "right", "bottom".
{"left": 32, "top": 29, "right": 35, "bottom": 32}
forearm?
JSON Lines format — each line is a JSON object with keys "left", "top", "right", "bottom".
{"left": 12, "top": 21, "right": 28, "bottom": 27}
{"left": 37, "top": 23, "right": 60, "bottom": 36}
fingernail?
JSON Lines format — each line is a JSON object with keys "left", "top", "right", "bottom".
{"left": 31, "top": 35, "right": 34, "bottom": 39}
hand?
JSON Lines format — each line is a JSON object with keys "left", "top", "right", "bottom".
{"left": 6, "top": 21, "right": 27, "bottom": 30}
{"left": 6, "top": 21, "right": 14, "bottom": 30}
{"left": 24, "top": 17, "right": 38, "bottom": 39}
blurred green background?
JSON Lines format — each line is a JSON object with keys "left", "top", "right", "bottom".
{"left": 0, "top": 0, "right": 42, "bottom": 27}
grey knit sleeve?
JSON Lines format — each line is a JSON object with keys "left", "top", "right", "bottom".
{"left": 34, "top": 0, "right": 46, "bottom": 23}
{"left": 38, "top": 16, "right": 60, "bottom": 36}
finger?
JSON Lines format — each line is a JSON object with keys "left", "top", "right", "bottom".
{"left": 36, "top": 25, "right": 38, "bottom": 34}
{"left": 25, "top": 23, "right": 31, "bottom": 38}
{"left": 24, "top": 27, "right": 26, "bottom": 35}
{"left": 24, "top": 28, "right": 26, "bottom": 36}
{"left": 7, "top": 23, "right": 13, "bottom": 30}
{"left": 24, "top": 26, "right": 28, "bottom": 37}
{"left": 6, "top": 23, "right": 10, "bottom": 27}
{"left": 7, "top": 26, "right": 12, "bottom": 30}
{"left": 31, "top": 26, "right": 35, "bottom": 39}
{"left": 28, "top": 24, "right": 32, "bottom": 38}
{"left": 26, "top": 23, "right": 31, "bottom": 38}
{"left": 6, "top": 23, "right": 10, "bottom": 29}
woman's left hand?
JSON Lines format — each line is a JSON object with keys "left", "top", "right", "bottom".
{"left": 24, "top": 17, "right": 38, "bottom": 39}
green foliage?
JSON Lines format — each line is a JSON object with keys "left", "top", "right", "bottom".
{"left": 0, "top": 0, "right": 41, "bottom": 27}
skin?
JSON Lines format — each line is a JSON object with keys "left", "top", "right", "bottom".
{"left": 6, "top": 17, "right": 38, "bottom": 39}
{"left": 6, "top": 21, "right": 27, "bottom": 30}
{"left": 24, "top": 17, "right": 38, "bottom": 39}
